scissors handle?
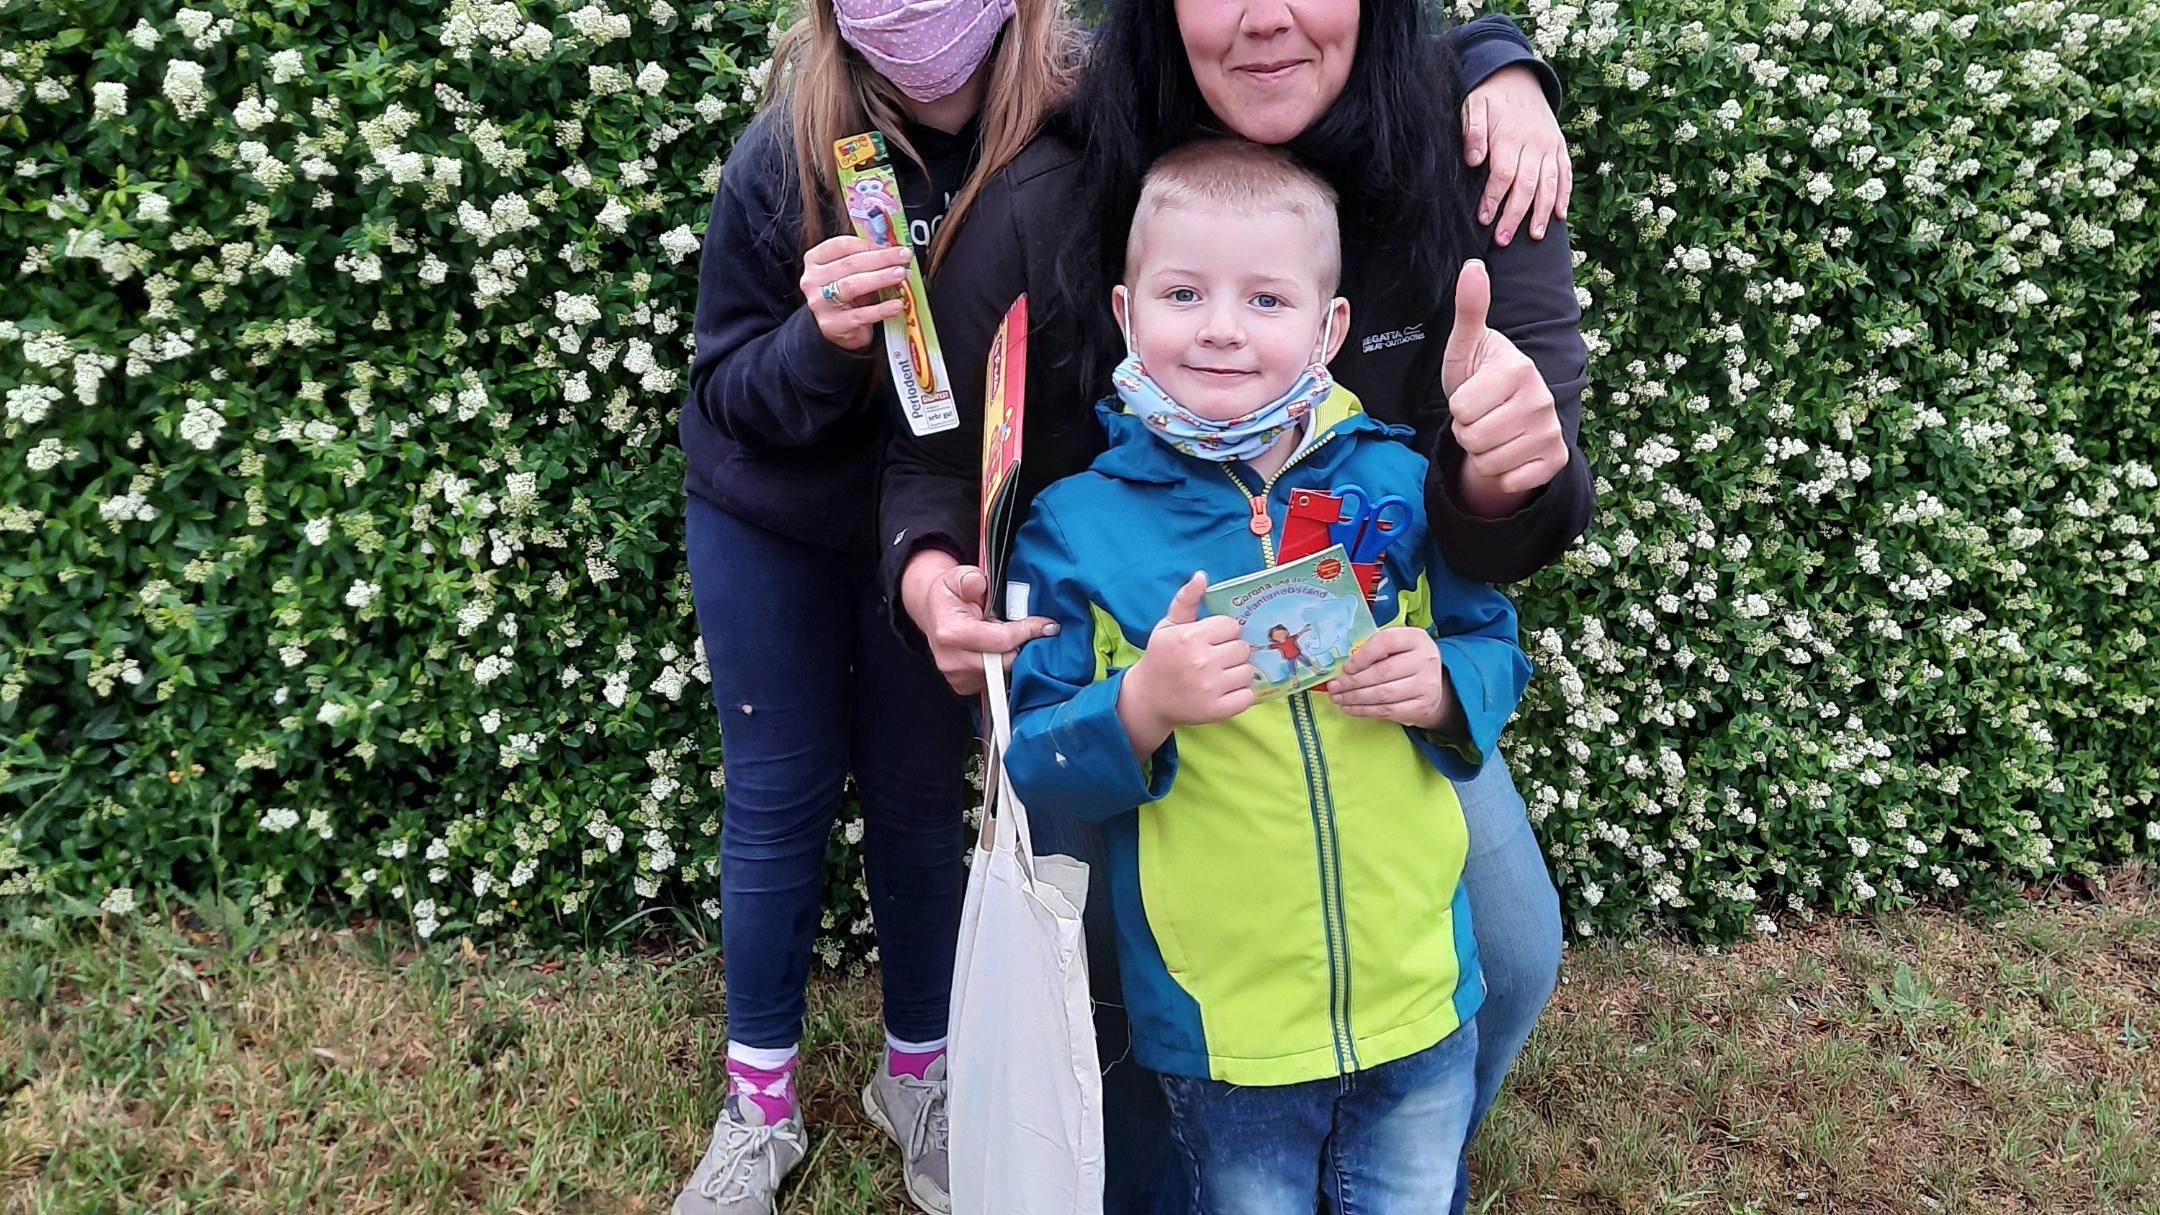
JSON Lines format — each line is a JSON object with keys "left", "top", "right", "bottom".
{"left": 1328, "top": 483, "right": 1372, "bottom": 550}
{"left": 1333, "top": 483, "right": 1374, "bottom": 523}
{"left": 1345, "top": 495, "right": 1413, "bottom": 563}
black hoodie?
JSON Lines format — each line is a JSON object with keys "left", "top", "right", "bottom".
{"left": 878, "top": 63, "right": 1590, "bottom": 624}
{"left": 681, "top": 17, "right": 1560, "bottom": 566}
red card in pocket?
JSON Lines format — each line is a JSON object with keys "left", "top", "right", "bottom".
{"left": 1281, "top": 489, "right": 1342, "bottom": 564}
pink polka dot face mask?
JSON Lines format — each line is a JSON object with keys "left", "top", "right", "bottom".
{"left": 832, "top": 0, "right": 1016, "bottom": 102}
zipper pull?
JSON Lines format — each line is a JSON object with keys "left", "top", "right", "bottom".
{"left": 1246, "top": 494, "right": 1271, "bottom": 536}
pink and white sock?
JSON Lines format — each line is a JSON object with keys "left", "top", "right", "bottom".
{"left": 725, "top": 1043, "right": 800, "bottom": 1125}
{"left": 885, "top": 1033, "right": 947, "bottom": 1080}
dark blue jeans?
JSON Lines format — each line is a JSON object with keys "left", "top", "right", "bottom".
{"left": 685, "top": 495, "right": 973, "bottom": 1048}
{"left": 1041, "top": 753, "right": 1561, "bottom": 1215}
{"left": 1160, "top": 1025, "right": 1478, "bottom": 1215}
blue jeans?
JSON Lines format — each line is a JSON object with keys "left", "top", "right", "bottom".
{"left": 1159, "top": 1025, "right": 1479, "bottom": 1215}
{"left": 1449, "top": 756, "right": 1563, "bottom": 1212}
{"left": 685, "top": 495, "right": 973, "bottom": 1047}
{"left": 1038, "top": 752, "right": 1561, "bottom": 1215}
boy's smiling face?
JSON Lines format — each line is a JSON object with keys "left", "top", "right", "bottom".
{"left": 1116, "top": 201, "right": 1349, "bottom": 423}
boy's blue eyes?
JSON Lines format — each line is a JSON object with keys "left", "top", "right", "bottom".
{"left": 1163, "top": 289, "right": 1288, "bottom": 308}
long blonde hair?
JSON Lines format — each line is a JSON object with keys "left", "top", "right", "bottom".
{"left": 764, "top": 0, "right": 1074, "bottom": 274}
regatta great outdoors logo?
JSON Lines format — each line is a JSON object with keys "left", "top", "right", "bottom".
{"left": 1360, "top": 322, "right": 1426, "bottom": 354}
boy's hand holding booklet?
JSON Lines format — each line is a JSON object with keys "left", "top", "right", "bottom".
{"left": 1122, "top": 573, "right": 1260, "bottom": 744}
{"left": 1120, "top": 546, "right": 1382, "bottom": 755}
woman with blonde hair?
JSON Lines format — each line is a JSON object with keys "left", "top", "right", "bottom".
{"left": 675, "top": 2, "right": 1070, "bottom": 1211}
{"left": 674, "top": 0, "right": 1569, "bottom": 1210}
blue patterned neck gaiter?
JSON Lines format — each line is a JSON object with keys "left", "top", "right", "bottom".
{"left": 1112, "top": 314, "right": 1335, "bottom": 463}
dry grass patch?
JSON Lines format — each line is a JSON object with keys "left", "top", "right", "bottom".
{"left": 1478, "top": 865, "right": 2160, "bottom": 1214}
{"left": 2, "top": 864, "right": 2153, "bottom": 1214}
{"left": 0, "top": 922, "right": 908, "bottom": 1214}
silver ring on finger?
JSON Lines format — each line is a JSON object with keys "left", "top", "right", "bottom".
{"left": 820, "top": 279, "right": 844, "bottom": 306}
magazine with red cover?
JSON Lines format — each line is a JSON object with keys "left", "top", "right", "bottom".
{"left": 978, "top": 295, "right": 1027, "bottom": 614}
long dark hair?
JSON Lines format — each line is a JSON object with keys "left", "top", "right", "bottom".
{"left": 1050, "top": 0, "right": 1480, "bottom": 390}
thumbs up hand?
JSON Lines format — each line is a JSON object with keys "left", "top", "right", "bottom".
{"left": 1440, "top": 260, "right": 1570, "bottom": 514}
{"left": 1118, "top": 572, "right": 1257, "bottom": 756}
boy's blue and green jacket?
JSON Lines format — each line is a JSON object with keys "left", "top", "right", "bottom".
{"left": 1004, "top": 386, "right": 1532, "bottom": 1087}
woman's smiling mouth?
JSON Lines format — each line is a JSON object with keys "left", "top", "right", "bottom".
{"left": 1233, "top": 59, "right": 1309, "bottom": 83}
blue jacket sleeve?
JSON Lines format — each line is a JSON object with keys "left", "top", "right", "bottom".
{"left": 1445, "top": 13, "right": 1563, "bottom": 111}
{"left": 684, "top": 117, "right": 877, "bottom": 451}
{"left": 1002, "top": 499, "right": 1178, "bottom": 822}
{"left": 1402, "top": 543, "right": 1533, "bottom": 780}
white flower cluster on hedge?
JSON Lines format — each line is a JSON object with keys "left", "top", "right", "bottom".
{"left": 1460, "top": 0, "right": 2160, "bottom": 934}
{"left": 0, "top": 0, "right": 2154, "bottom": 951}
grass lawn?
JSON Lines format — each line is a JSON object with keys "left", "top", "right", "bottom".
{"left": 3, "top": 865, "right": 2154, "bottom": 1215}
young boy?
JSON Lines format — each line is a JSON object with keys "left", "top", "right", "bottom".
{"left": 1000, "top": 141, "right": 1532, "bottom": 1213}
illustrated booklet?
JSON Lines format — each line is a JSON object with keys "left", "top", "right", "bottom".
{"left": 1203, "top": 544, "right": 1377, "bottom": 699}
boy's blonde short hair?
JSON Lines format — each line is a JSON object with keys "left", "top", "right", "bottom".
{"left": 1124, "top": 140, "right": 1342, "bottom": 295}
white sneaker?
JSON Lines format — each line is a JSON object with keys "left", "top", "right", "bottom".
{"left": 671, "top": 1094, "right": 807, "bottom": 1215}
{"left": 863, "top": 1056, "right": 951, "bottom": 1215}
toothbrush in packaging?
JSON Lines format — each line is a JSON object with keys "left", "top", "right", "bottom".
{"left": 834, "top": 131, "right": 958, "bottom": 437}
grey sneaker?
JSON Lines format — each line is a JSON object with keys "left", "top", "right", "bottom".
{"left": 671, "top": 1095, "right": 807, "bottom": 1215}
{"left": 863, "top": 1057, "right": 951, "bottom": 1215}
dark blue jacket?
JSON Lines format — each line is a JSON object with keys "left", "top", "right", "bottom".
{"left": 679, "top": 108, "right": 978, "bottom": 553}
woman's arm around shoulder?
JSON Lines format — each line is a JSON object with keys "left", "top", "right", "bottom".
{"left": 1447, "top": 13, "right": 1572, "bottom": 242}
{"left": 1444, "top": 12, "right": 1561, "bottom": 108}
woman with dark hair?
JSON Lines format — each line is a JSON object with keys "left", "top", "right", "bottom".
{"left": 883, "top": 2, "right": 1588, "bottom": 1211}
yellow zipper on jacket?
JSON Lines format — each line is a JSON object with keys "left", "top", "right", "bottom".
{"left": 1221, "top": 439, "right": 1359, "bottom": 1073}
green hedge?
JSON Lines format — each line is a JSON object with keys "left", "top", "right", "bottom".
{"left": 1490, "top": 0, "right": 2160, "bottom": 935}
{"left": 3, "top": 0, "right": 2155, "bottom": 951}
